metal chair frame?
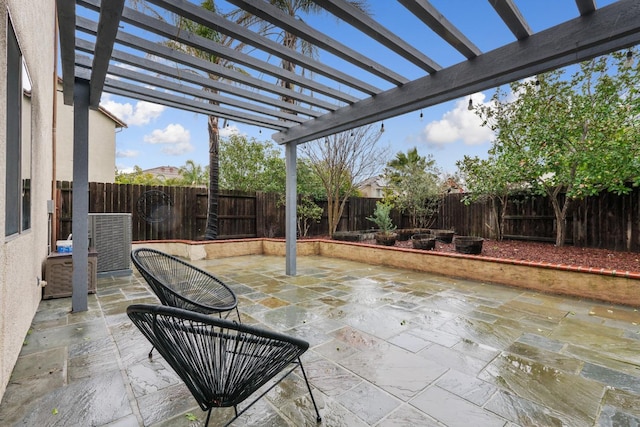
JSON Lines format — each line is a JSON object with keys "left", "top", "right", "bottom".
{"left": 127, "top": 304, "right": 322, "bottom": 426}
{"left": 131, "top": 248, "right": 241, "bottom": 358}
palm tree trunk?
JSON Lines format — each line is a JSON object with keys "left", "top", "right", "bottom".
{"left": 204, "top": 115, "right": 219, "bottom": 240}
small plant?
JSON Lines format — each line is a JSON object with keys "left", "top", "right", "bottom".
{"left": 366, "top": 201, "right": 396, "bottom": 235}
{"left": 296, "top": 195, "right": 323, "bottom": 238}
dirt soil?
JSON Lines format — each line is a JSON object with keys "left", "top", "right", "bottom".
{"left": 360, "top": 237, "right": 640, "bottom": 273}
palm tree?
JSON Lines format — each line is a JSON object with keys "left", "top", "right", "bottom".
{"left": 179, "top": 160, "right": 207, "bottom": 186}
{"left": 129, "top": 0, "right": 227, "bottom": 238}
{"left": 166, "top": 0, "right": 246, "bottom": 239}
{"left": 384, "top": 147, "right": 442, "bottom": 229}
{"left": 245, "top": 1, "right": 370, "bottom": 106}
{"left": 135, "top": 0, "right": 369, "bottom": 239}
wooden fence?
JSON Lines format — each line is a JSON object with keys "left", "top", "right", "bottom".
{"left": 56, "top": 181, "right": 640, "bottom": 252}
{"left": 56, "top": 182, "right": 281, "bottom": 241}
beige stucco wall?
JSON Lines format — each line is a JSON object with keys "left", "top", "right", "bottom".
{"left": 55, "top": 81, "right": 119, "bottom": 183}
{"left": 0, "top": 0, "right": 55, "bottom": 400}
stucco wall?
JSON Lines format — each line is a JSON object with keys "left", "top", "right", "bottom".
{"left": 0, "top": 0, "right": 55, "bottom": 400}
{"left": 55, "top": 82, "right": 118, "bottom": 183}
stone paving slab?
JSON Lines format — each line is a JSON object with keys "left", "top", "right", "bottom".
{"left": 1, "top": 254, "right": 639, "bottom": 426}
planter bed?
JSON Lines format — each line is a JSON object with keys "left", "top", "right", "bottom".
{"left": 134, "top": 238, "right": 640, "bottom": 307}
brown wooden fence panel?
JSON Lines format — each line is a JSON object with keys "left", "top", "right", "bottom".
{"left": 261, "top": 192, "right": 284, "bottom": 237}
{"left": 56, "top": 181, "right": 73, "bottom": 240}
{"left": 56, "top": 182, "right": 640, "bottom": 252}
{"left": 218, "top": 191, "right": 257, "bottom": 239}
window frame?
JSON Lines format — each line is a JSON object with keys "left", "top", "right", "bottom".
{"left": 5, "top": 14, "right": 31, "bottom": 237}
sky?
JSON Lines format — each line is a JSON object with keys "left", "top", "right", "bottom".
{"left": 100, "top": 0, "right": 618, "bottom": 177}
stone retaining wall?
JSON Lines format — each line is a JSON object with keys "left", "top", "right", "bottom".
{"left": 133, "top": 238, "right": 640, "bottom": 307}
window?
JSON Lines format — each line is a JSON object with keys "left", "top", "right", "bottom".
{"left": 5, "top": 17, "right": 31, "bottom": 236}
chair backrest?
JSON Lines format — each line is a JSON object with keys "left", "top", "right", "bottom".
{"left": 130, "top": 248, "right": 237, "bottom": 314}
{"left": 127, "top": 304, "right": 309, "bottom": 410}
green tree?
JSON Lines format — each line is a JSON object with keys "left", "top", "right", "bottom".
{"left": 115, "top": 166, "right": 162, "bottom": 185}
{"left": 296, "top": 195, "right": 323, "bottom": 238}
{"left": 297, "top": 158, "right": 326, "bottom": 199}
{"left": 164, "top": 0, "right": 252, "bottom": 239}
{"left": 301, "top": 124, "right": 388, "bottom": 237}
{"left": 475, "top": 49, "right": 640, "bottom": 246}
{"left": 179, "top": 160, "right": 208, "bottom": 187}
{"left": 366, "top": 200, "right": 396, "bottom": 234}
{"left": 219, "top": 134, "right": 286, "bottom": 192}
{"left": 293, "top": 159, "right": 325, "bottom": 238}
{"left": 456, "top": 154, "right": 525, "bottom": 240}
{"left": 384, "top": 147, "right": 442, "bottom": 229}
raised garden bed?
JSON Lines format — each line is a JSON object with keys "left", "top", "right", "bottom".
{"left": 136, "top": 238, "right": 640, "bottom": 307}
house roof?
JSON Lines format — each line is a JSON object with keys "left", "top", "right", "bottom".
{"left": 142, "top": 166, "right": 182, "bottom": 180}
{"left": 357, "top": 176, "right": 386, "bottom": 189}
{"left": 97, "top": 106, "right": 127, "bottom": 129}
{"left": 57, "top": 0, "right": 640, "bottom": 146}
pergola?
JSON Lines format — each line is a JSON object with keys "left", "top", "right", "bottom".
{"left": 57, "top": 0, "right": 640, "bottom": 311}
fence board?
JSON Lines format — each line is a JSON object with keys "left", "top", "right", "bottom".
{"left": 56, "top": 182, "right": 640, "bottom": 252}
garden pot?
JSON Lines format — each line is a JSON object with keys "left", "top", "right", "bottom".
{"left": 429, "top": 229, "right": 455, "bottom": 243}
{"left": 454, "top": 236, "right": 484, "bottom": 255}
{"left": 396, "top": 229, "right": 416, "bottom": 241}
{"left": 375, "top": 232, "right": 398, "bottom": 246}
{"left": 411, "top": 233, "right": 436, "bottom": 250}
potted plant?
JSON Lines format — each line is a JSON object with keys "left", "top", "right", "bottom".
{"left": 366, "top": 201, "right": 397, "bottom": 246}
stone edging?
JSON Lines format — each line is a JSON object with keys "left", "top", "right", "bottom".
{"left": 132, "top": 238, "right": 640, "bottom": 307}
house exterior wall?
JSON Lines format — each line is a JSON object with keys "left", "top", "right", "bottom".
{"left": 357, "top": 177, "right": 385, "bottom": 198}
{"left": 359, "top": 183, "right": 383, "bottom": 198}
{"left": 55, "top": 83, "right": 120, "bottom": 183}
{"left": 0, "top": 0, "right": 55, "bottom": 399}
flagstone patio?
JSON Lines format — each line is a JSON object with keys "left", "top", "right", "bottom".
{"left": 1, "top": 254, "right": 639, "bottom": 426}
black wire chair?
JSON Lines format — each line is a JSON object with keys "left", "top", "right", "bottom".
{"left": 131, "top": 248, "right": 241, "bottom": 358}
{"left": 127, "top": 304, "right": 322, "bottom": 426}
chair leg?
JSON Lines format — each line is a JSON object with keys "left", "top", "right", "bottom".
{"left": 205, "top": 408, "right": 212, "bottom": 427}
{"left": 148, "top": 345, "right": 155, "bottom": 360}
{"left": 221, "top": 406, "right": 240, "bottom": 427}
{"left": 220, "top": 308, "right": 242, "bottom": 323}
{"left": 298, "top": 358, "right": 322, "bottom": 423}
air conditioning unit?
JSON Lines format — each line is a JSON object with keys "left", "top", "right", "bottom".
{"left": 88, "top": 213, "right": 132, "bottom": 276}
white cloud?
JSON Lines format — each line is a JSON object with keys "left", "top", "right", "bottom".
{"left": 161, "top": 141, "right": 194, "bottom": 156}
{"left": 421, "top": 93, "right": 494, "bottom": 148}
{"left": 116, "top": 149, "right": 138, "bottom": 158}
{"left": 100, "top": 95, "right": 165, "bottom": 126}
{"left": 116, "top": 165, "right": 135, "bottom": 174}
{"left": 220, "top": 125, "right": 240, "bottom": 137}
{"left": 143, "top": 123, "right": 193, "bottom": 156}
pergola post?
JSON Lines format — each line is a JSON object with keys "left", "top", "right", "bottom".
{"left": 71, "top": 78, "right": 90, "bottom": 312}
{"left": 285, "top": 141, "right": 297, "bottom": 275}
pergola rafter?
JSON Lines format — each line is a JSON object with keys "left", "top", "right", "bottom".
{"left": 56, "top": 0, "right": 640, "bottom": 290}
